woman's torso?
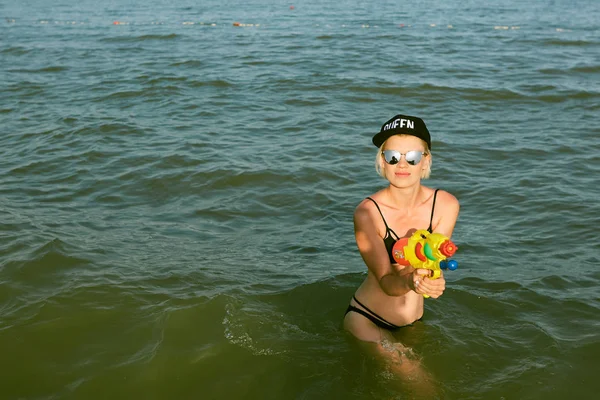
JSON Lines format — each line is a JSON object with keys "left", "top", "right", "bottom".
{"left": 352, "top": 186, "right": 439, "bottom": 327}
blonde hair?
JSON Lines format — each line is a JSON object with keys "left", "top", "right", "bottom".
{"left": 375, "top": 136, "right": 431, "bottom": 180}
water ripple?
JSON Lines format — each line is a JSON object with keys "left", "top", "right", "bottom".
{"left": 1, "top": 0, "right": 600, "bottom": 397}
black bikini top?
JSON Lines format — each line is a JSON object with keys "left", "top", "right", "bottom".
{"left": 366, "top": 189, "right": 440, "bottom": 264}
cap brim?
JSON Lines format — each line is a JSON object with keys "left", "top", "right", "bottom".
{"left": 372, "top": 131, "right": 397, "bottom": 148}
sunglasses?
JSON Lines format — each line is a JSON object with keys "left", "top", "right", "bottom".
{"left": 382, "top": 150, "right": 425, "bottom": 166}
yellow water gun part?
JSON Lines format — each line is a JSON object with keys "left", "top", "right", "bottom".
{"left": 392, "top": 230, "right": 458, "bottom": 296}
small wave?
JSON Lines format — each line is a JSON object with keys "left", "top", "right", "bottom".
{"left": 95, "top": 90, "right": 144, "bottom": 101}
{"left": 542, "top": 39, "right": 598, "bottom": 47}
{"left": 146, "top": 76, "right": 187, "bottom": 85}
{"left": 69, "top": 122, "right": 146, "bottom": 136}
{"left": 222, "top": 300, "right": 286, "bottom": 356}
{"left": 138, "top": 33, "right": 179, "bottom": 40}
{"left": 61, "top": 116, "right": 78, "bottom": 124}
{"left": 284, "top": 97, "right": 328, "bottom": 106}
{"left": 5, "top": 81, "right": 45, "bottom": 94}
{"left": 189, "top": 79, "right": 233, "bottom": 88}
{"left": 113, "top": 46, "right": 145, "bottom": 54}
{"left": 90, "top": 84, "right": 179, "bottom": 101}
{"left": 154, "top": 153, "right": 205, "bottom": 169}
{"left": 279, "top": 244, "right": 321, "bottom": 254}
{"left": 90, "top": 191, "right": 127, "bottom": 205}
{"left": 8, "top": 66, "right": 68, "bottom": 73}
{"left": 108, "top": 169, "right": 205, "bottom": 205}
{"left": 2, "top": 238, "right": 91, "bottom": 280}
{"left": 348, "top": 82, "right": 599, "bottom": 104}
{"left": 170, "top": 60, "right": 203, "bottom": 68}
{"left": 517, "top": 84, "right": 558, "bottom": 93}
{"left": 348, "top": 83, "right": 523, "bottom": 102}
{"left": 536, "top": 91, "right": 600, "bottom": 102}
{"left": 374, "top": 34, "right": 400, "bottom": 40}
{"left": 219, "top": 279, "right": 354, "bottom": 360}
{"left": 571, "top": 65, "right": 600, "bottom": 73}
{"left": 193, "top": 169, "right": 286, "bottom": 190}
{"left": 242, "top": 60, "right": 269, "bottom": 66}
{"left": 538, "top": 67, "right": 566, "bottom": 75}
{"left": 1, "top": 46, "right": 31, "bottom": 55}
{"left": 98, "top": 122, "right": 143, "bottom": 135}
{"left": 101, "top": 33, "right": 180, "bottom": 43}
{"left": 343, "top": 96, "right": 377, "bottom": 103}
{"left": 9, "top": 160, "right": 49, "bottom": 175}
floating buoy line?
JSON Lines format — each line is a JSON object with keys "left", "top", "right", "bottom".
{"left": 3, "top": 18, "right": 573, "bottom": 32}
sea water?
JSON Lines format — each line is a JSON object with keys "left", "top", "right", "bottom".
{"left": 1, "top": 0, "right": 599, "bottom": 398}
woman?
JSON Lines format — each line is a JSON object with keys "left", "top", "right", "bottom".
{"left": 343, "top": 114, "right": 460, "bottom": 378}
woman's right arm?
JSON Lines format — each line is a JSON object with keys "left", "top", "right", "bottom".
{"left": 354, "top": 202, "right": 416, "bottom": 297}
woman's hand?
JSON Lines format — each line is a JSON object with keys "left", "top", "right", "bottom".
{"left": 411, "top": 269, "right": 446, "bottom": 298}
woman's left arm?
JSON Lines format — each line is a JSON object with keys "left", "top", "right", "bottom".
{"left": 415, "top": 190, "right": 460, "bottom": 298}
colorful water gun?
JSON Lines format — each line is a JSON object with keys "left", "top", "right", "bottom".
{"left": 392, "top": 230, "right": 458, "bottom": 297}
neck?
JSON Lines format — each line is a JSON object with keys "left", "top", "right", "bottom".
{"left": 384, "top": 184, "right": 424, "bottom": 209}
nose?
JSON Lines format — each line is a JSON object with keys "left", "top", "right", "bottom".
{"left": 396, "top": 154, "right": 410, "bottom": 167}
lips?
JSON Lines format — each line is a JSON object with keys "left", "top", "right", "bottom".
{"left": 395, "top": 172, "right": 411, "bottom": 177}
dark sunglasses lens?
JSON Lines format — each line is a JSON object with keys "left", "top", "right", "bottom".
{"left": 383, "top": 150, "right": 399, "bottom": 164}
{"left": 405, "top": 151, "right": 423, "bottom": 165}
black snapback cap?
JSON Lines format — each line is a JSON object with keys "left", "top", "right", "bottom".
{"left": 372, "top": 114, "right": 431, "bottom": 150}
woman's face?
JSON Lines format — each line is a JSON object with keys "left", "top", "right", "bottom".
{"left": 381, "top": 134, "right": 430, "bottom": 186}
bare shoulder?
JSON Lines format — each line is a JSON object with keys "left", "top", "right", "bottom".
{"left": 354, "top": 190, "right": 387, "bottom": 218}
{"left": 353, "top": 196, "right": 385, "bottom": 236}
{"left": 432, "top": 189, "right": 460, "bottom": 236}
{"left": 354, "top": 198, "right": 376, "bottom": 224}
{"left": 436, "top": 189, "right": 460, "bottom": 212}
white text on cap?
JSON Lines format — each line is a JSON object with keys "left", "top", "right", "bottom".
{"left": 383, "top": 118, "right": 415, "bottom": 131}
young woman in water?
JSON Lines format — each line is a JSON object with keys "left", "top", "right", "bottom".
{"left": 343, "top": 114, "right": 460, "bottom": 386}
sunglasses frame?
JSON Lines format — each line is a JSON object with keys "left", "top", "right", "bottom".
{"left": 381, "top": 150, "right": 426, "bottom": 166}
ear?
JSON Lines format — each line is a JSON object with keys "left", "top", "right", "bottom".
{"left": 423, "top": 154, "right": 431, "bottom": 169}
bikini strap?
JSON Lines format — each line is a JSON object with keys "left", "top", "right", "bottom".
{"left": 352, "top": 296, "right": 400, "bottom": 329}
{"left": 365, "top": 197, "right": 400, "bottom": 240}
{"left": 427, "top": 189, "right": 440, "bottom": 233}
{"left": 365, "top": 197, "right": 389, "bottom": 229}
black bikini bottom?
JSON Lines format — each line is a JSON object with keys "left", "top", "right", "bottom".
{"left": 345, "top": 296, "right": 402, "bottom": 330}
